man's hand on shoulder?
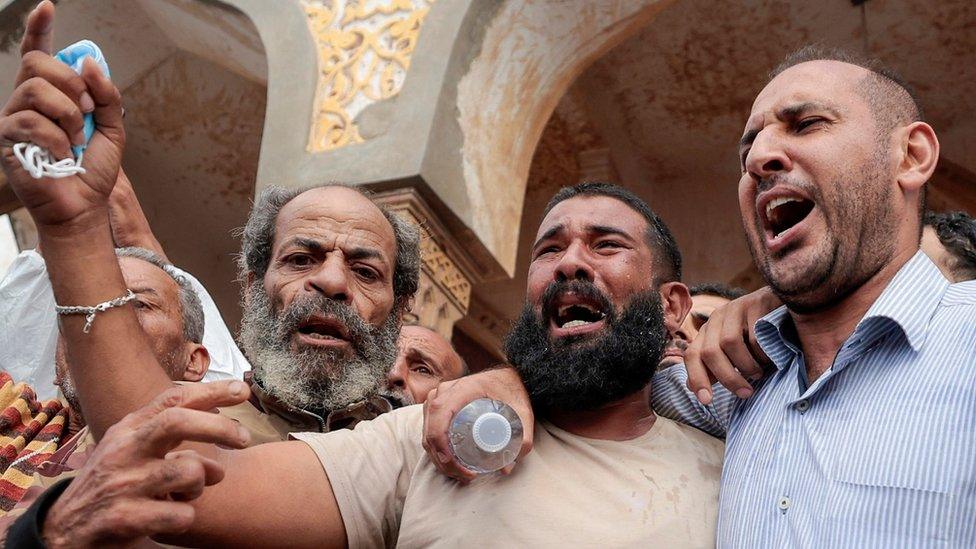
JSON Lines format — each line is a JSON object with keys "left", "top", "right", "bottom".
{"left": 684, "top": 286, "right": 782, "bottom": 404}
{"left": 422, "top": 367, "right": 534, "bottom": 482}
{"left": 39, "top": 381, "right": 251, "bottom": 548}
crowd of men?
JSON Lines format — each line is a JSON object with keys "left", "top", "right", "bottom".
{"left": 0, "top": 1, "right": 974, "bottom": 547}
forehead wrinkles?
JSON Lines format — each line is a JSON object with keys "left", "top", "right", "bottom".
{"left": 536, "top": 197, "right": 646, "bottom": 241}
{"left": 119, "top": 260, "right": 179, "bottom": 301}
{"left": 275, "top": 206, "right": 395, "bottom": 258}
{"left": 751, "top": 61, "right": 869, "bottom": 119}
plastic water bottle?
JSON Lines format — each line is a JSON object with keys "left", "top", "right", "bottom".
{"left": 448, "top": 398, "right": 523, "bottom": 474}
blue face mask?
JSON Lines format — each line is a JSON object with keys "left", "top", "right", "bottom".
{"left": 13, "top": 40, "right": 111, "bottom": 179}
{"left": 55, "top": 40, "right": 111, "bottom": 159}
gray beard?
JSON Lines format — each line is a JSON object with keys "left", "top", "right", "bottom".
{"left": 239, "top": 282, "right": 399, "bottom": 414}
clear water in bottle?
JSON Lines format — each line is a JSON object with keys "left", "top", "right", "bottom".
{"left": 448, "top": 398, "right": 523, "bottom": 474}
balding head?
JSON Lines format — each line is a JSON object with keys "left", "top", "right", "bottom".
{"left": 382, "top": 325, "right": 466, "bottom": 407}
{"left": 769, "top": 46, "right": 923, "bottom": 143}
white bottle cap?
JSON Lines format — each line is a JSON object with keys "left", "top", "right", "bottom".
{"left": 472, "top": 412, "right": 512, "bottom": 453}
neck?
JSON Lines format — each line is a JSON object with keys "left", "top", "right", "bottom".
{"left": 546, "top": 385, "right": 656, "bottom": 440}
{"left": 66, "top": 407, "right": 86, "bottom": 440}
{"left": 790, "top": 246, "right": 917, "bottom": 382}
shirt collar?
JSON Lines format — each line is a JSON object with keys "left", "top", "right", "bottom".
{"left": 246, "top": 373, "right": 392, "bottom": 432}
{"left": 857, "top": 250, "right": 949, "bottom": 352}
{"left": 755, "top": 250, "right": 949, "bottom": 370}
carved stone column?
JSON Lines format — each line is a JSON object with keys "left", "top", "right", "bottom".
{"left": 373, "top": 187, "right": 476, "bottom": 341}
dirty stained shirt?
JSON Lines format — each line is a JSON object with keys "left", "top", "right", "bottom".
{"left": 295, "top": 404, "right": 724, "bottom": 548}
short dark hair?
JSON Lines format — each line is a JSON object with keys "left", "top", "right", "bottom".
{"left": 238, "top": 184, "right": 421, "bottom": 310}
{"left": 542, "top": 182, "right": 682, "bottom": 283}
{"left": 924, "top": 211, "right": 976, "bottom": 282}
{"left": 689, "top": 282, "right": 747, "bottom": 301}
{"left": 770, "top": 45, "right": 927, "bottom": 215}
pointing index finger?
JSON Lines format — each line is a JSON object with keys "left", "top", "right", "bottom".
{"left": 20, "top": 1, "right": 55, "bottom": 57}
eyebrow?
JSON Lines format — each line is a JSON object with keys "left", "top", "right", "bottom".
{"left": 589, "top": 224, "right": 634, "bottom": 241}
{"left": 129, "top": 286, "right": 159, "bottom": 296}
{"left": 533, "top": 224, "right": 564, "bottom": 251}
{"left": 407, "top": 348, "right": 442, "bottom": 375}
{"left": 739, "top": 101, "right": 842, "bottom": 149}
{"left": 281, "top": 237, "right": 388, "bottom": 267}
{"left": 532, "top": 223, "right": 636, "bottom": 250}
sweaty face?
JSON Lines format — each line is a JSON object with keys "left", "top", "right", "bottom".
{"left": 738, "top": 61, "right": 899, "bottom": 312}
{"left": 507, "top": 196, "right": 667, "bottom": 411}
{"left": 381, "top": 325, "right": 464, "bottom": 407}
{"left": 56, "top": 257, "right": 190, "bottom": 414}
{"left": 240, "top": 187, "right": 400, "bottom": 413}
{"left": 659, "top": 293, "right": 731, "bottom": 369}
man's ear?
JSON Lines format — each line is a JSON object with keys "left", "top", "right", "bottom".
{"left": 243, "top": 271, "right": 256, "bottom": 307}
{"left": 659, "top": 282, "right": 692, "bottom": 335}
{"left": 181, "top": 343, "right": 210, "bottom": 382}
{"left": 896, "top": 121, "right": 939, "bottom": 197}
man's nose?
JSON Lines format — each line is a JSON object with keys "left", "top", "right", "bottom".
{"left": 387, "top": 359, "right": 407, "bottom": 389}
{"left": 304, "top": 255, "right": 351, "bottom": 304}
{"left": 746, "top": 130, "right": 793, "bottom": 185}
{"left": 553, "top": 241, "right": 595, "bottom": 283}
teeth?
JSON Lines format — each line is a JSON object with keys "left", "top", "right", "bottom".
{"left": 765, "top": 196, "right": 801, "bottom": 219}
{"left": 562, "top": 319, "right": 591, "bottom": 329}
{"left": 557, "top": 303, "right": 601, "bottom": 316}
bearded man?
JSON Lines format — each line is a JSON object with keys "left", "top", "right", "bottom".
{"left": 3, "top": 46, "right": 725, "bottom": 540}
{"left": 211, "top": 183, "right": 420, "bottom": 444}
{"left": 424, "top": 46, "right": 976, "bottom": 547}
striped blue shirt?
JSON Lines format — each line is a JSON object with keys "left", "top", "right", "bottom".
{"left": 652, "top": 251, "right": 976, "bottom": 547}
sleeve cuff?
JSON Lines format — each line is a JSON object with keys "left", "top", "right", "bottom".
{"left": 5, "top": 478, "right": 73, "bottom": 549}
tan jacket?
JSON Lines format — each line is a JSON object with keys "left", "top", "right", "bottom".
{"left": 218, "top": 375, "right": 394, "bottom": 445}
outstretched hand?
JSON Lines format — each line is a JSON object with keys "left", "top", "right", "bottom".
{"left": 0, "top": 0, "right": 125, "bottom": 231}
{"left": 40, "top": 381, "right": 252, "bottom": 549}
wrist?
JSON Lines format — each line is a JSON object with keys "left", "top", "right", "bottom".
{"left": 40, "top": 499, "right": 72, "bottom": 549}
{"left": 5, "top": 478, "right": 73, "bottom": 549}
{"left": 35, "top": 206, "right": 112, "bottom": 241}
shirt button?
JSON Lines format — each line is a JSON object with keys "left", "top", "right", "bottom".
{"left": 777, "top": 496, "right": 791, "bottom": 512}
{"left": 795, "top": 399, "right": 810, "bottom": 413}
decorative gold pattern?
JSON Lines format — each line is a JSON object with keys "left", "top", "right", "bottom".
{"left": 394, "top": 208, "right": 472, "bottom": 311}
{"left": 301, "top": 0, "right": 435, "bottom": 151}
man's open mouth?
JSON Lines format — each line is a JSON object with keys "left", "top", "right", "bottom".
{"left": 295, "top": 315, "right": 350, "bottom": 342}
{"left": 760, "top": 193, "right": 815, "bottom": 240}
{"left": 549, "top": 293, "right": 608, "bottom": 331}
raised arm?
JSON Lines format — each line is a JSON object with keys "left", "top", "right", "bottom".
{"left": 1, "top": 1, "right": 169, "bottom": 440}
{"left": 1, "top": 4, "right": 345, "bottom": 546}
{"left": 107, "top": 167, "right": 168, "bottom": 259}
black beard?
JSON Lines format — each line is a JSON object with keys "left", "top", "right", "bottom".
{"left": 504, "top": 281, "right": 667, "bottom": 412}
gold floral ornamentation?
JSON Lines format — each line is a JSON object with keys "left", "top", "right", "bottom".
{"left": 300, "top": 0, "right": 435, "bottom": 151}
{"left": 393, "top": 208, "right": 472, "bottom": 311}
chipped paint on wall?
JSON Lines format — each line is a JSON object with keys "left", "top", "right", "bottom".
{"left": 301, "top": 0, "right": 436, "bottom": 151}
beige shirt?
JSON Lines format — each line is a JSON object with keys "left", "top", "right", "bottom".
{"left": 218, "top": 376, "right": 394, "bottom": 446}
{"left": 295, "top": 405, "right": 724, "bottom": 548}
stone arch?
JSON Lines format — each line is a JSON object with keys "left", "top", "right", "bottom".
{"left": 437, "top": 0, "right": 675, "bottom": 276}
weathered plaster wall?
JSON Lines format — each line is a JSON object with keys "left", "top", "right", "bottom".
{"left": 450, "top": 0, "right": 674, "bottom": 276}
{"left": 122, "top": 51, "right": 266, "bottom": 329}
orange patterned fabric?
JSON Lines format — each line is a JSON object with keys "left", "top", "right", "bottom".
{"left": 0, "top": 372, "right": 68, "bottom": 513}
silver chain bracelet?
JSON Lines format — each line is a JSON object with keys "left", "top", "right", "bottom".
{"left": 55, "top": 289, "right": 137, "bottom": 334}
